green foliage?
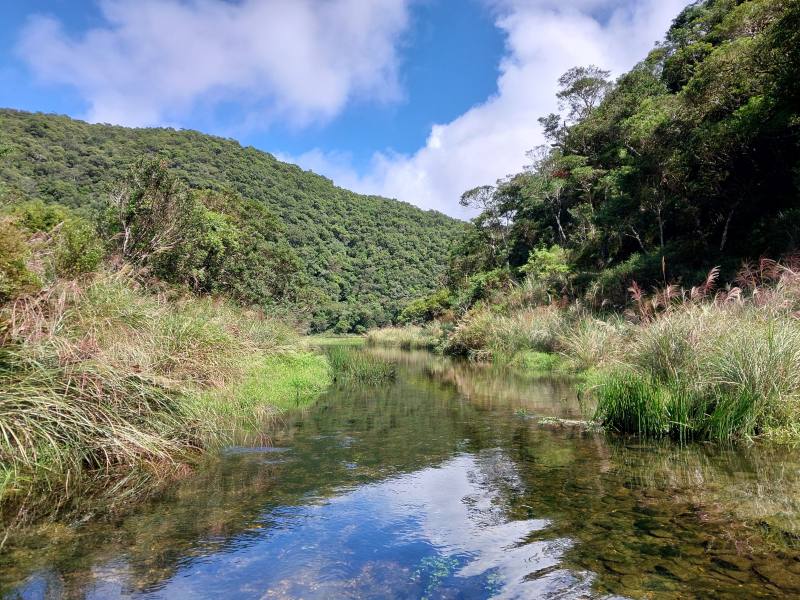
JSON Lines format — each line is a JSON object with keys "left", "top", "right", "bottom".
{"left": 520, "top": 245, "right": 571, "bottom": 298}
{"left": 8, "top": 199, "right": 71, "bottom": 233}
{"left": 4, "top": 198, "right": 105, "bottom": 278}
{"left": 453, "top": 268, "right": 513, "bottom": 311}
{"left": 326, "top": 346, "right": 396, "bottom": 384}
{"left": 442, "top": 0, "right": 800, "bottom": 307}
{"left": 0, "top": 111, "right": 462, "bottom": 331}
{"left": 398, "top": 289, "right": 452, "bottom": 324}
{"left": 0, "top": 219, "right": 39, "bottom": 300}
{"left": 54, "top": 217, "right": 104, "bottom": 276}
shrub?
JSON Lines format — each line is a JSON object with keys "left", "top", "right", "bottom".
{"left": 8, "top": 199, "right": 70, "bottom": 233}
{"left": 0, "top": 219, "right": 39, "bottom": 301}
{"left": 398, "top": 289, "right": 452, "bottom": 324}
{"left": 54, "top": 217, "right": 104, "bottom": 277}
{"left": 519, "top": 245, "right": 571, "bottom": 301}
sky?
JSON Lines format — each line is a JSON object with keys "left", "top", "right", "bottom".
{"left": 0, "top": 0, "right": 691, "bottom": 218}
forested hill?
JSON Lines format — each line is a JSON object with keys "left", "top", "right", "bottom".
{"left": 0, "top": 109, "right": 462, "bottom": 331}
{"left": 446, "top": 0, "right": 799, "bottom": 307}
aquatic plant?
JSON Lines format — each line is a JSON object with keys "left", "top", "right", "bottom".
{"left": 366, "top": 325, "right": 442, "bottom": 351}
{"left": 327, "top": 346, "right": 396, "bottom": 384}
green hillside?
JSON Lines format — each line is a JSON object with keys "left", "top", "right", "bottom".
{"left": 446, "top": 0, "right": 799, "bottom": 301}
{"left": 0, "top": 109, "right": 462, "bottom": 332}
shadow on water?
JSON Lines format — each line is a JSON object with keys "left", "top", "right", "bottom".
{"left": 3, "top": 346, "right": 800, "bottom": 598}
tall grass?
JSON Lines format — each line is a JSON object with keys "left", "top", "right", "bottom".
{"left": 379, "top": 258, "right": 800, "bottom": 442}
{"left": 327, "top": 346, "right": 396, "bottom": 384}
{"left": 0, "top": 272, "right": 326, "bottom": 522}
{"left": 593, "top": 261, "right": 800, "bottom": 441}
{"left": 366, "top": 324, "right": 442, "bottom": 351}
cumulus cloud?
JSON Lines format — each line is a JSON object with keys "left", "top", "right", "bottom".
{"left": 17, "top": 0, "right": 411, "bottom": 126}
{"left": 290, "top": 0, "right": 691, "bottom": 218}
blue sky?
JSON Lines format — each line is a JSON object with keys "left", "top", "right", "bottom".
{"left": 1, "top": 0, "right": 690, "bottom": 217}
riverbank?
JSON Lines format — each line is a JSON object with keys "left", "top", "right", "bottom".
{"left": 0, "top": 273, "right": 332, "bottom": 527}
{"left": 5, "top": 343, "right": 800, "bottom": 598}
{"left": 369, "top": 261, "right": 800, "bottom": 443}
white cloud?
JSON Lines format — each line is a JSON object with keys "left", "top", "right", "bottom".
{"left": 19, "top": 0, "right": 693, "bottom": 218}
{"left": 289, "top": 0, "right": 692, "bottom": 218}
{"left": 18, "top": 0, "right": 411, "bottom": 126}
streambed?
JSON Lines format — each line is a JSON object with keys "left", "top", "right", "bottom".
{"left": 3, "top": 347, "right": 800, "bottom": 598}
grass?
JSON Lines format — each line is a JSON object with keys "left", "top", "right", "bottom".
{"left": 366, "top": 325, "right": 442, "bottom": 351}
{"left": 327, "top": 346, "right": 396, "bottom": 384}
{"left": 505, "top": 350, "right": 565, "bottom": 372}
{"left": 377, "top": 259, "right": 800, "bottom": 443}
{"left": 0, "top": 273, "right": 331, "bottom": 524}
{"left": 309, "top": 334, "right": 366, "bottom": 347}
{"left": 187, "top": 352, "right": 331, "bottom": 443}
{"left": 592, "top": 301, "right": 800, "bottom": 442}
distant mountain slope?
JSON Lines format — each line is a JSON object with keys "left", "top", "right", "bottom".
{"left": 0, "top": 109, "right": 463, "bottom": 331}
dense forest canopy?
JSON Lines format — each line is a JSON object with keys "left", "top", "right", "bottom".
{"left": 441, "top": 0, "right": 800, "bottom": 311}
{"left": 0, "top": 109, "right": 462, "bottom": 332}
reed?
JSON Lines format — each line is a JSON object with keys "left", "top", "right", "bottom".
{"left": 327, "top": 346, "right": 396, "bottom": 384}
{"left": 366, "top": 325, "right": 441, "bottom": 351}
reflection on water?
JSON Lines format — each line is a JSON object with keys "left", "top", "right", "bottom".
{"left": 3, "top": 347, "right": 800, "bottom": 598}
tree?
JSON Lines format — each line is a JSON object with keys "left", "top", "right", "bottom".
{"left": 556, "top": 65, "right": 612, "bottom": 123}
{"left": 109, "top": 158, "right": 196, "bottom": 267}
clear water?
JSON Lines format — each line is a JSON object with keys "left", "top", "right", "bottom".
{"left": 4, "top": 347, "right": 800, "bottom": 599}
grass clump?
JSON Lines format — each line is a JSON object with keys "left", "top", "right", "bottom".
{"left": 593, "top": 267, "right": 800, "bottom": 442}
{"left": 366, "top": 325, "right": 442, "bottom": 351}
{"left": 186, "top": 352, "right": 332, "bottom": 443}
{"left": 327, "top": 346, "right": 396, "bottom": 384}
{"left": 506, "top": 350, "right": 564, "bottom": 373}
{"left": 0, "top": 273, "right": 328, "bottom": 521}
{"left": 443, "top": 306, "right": 568, "bottom": 359}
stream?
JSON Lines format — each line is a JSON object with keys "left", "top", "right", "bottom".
{"left": 3, "top": 346, "right": 800, "bottom": 599}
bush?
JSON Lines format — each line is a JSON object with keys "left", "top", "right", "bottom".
{"left": 398, "top": 289, "right": 452, "bottom": 324}
{"left": 54, "top": 218, "right": 104, "bottom": 276}
{"left": 519, "top": 245, "right": 571, "bottom": 300}
{"left": 8, "top": 199, "right": 70, "bottom": 233}
{"left": 0, "top": 219, "right": 39, "bottom": 301}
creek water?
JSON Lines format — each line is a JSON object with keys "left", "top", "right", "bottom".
{"left": 3, "top": 346, "right": 800, "bottom": 599}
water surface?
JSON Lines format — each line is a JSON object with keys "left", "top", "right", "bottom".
{"left": 4, "top": 347, "right": 800, "bottom": 599}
